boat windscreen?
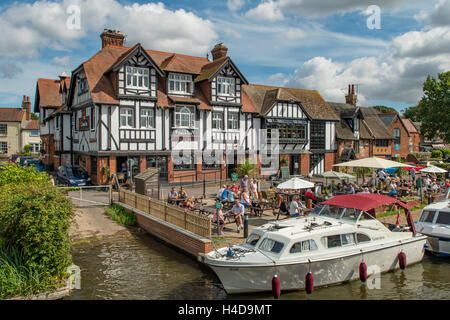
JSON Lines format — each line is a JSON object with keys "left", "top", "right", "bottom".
{"left": 436, "top": 211, "right": 450, "bottom": 226}
{"left": 319, "top": 205, "right": 345, "bottom": 219}
{"left": 246, "top": 234, "right": 261, "bottom": 246}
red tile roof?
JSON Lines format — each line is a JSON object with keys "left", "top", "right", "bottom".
{"left": 0, "top": 108, "right": 25, "bottom": 122}
{"left": 401, "top": 118, "right": 419, "bottom": 134}
{"left": 23, "top": 120, "right": 39, "bottom": 130}
{"left": 37, "top": 78, "right": 61, "bottom": 107}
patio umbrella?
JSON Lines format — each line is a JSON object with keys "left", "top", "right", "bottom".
{"left": 420, "top": 165, "right": 447, "bottom": 173}
{"left": 276, "top": 177, "right": 315, "bottom": 190}
{"left": 320, "top": 171, "right": 356, "bottom": 179}
{"left": 333, "top": 156, "right": 411, "bottom": 169}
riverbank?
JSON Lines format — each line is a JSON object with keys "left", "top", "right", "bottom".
{"left": 69, "top": 206, "right": 132, "bottom": 243}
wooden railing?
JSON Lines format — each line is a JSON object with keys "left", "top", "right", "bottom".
{"left": 118, "top": 188, "right": 211, "bottom": 237}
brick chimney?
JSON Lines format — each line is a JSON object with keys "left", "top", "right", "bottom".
{"left": 22, "top": 95, "right": 31, "bottom": 121}
{"left": 345, "top": 84, "right": 357, "bottom": 106}
{"left": 211, "top": 43, "right": 228, "bottom": 61}
{"left": 100, "top": 29, "right": 125, "bottom": 48}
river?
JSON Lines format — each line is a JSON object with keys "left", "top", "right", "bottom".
{"left": 66, "top": 234, "right": 450, "bottom": 300}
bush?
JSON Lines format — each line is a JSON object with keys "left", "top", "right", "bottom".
{"left": 106, "top": 205, "right": 137, "bottom": 227}
{"left": 0, "top": 163, "right": 74, "bottom": 298}
{"left": 236, "top": 159, "right": 256, "bottom": 178}
{"left": 23, "top": 145, "right": 31, "bottom": 156}
{"left": 441, "top": 149, "right": 450, "bottom": 159}
{"left": 431, "top": 150, "right": 443, "bottom": 159}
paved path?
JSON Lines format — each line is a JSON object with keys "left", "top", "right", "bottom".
{"left": 69, "top": 205, "right": 131, "bottom": 242}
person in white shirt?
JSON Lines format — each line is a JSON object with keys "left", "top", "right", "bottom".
{"left": 229, "top": 199, "right": 245, "bottom": 233}
{"left": 217, "top": 185, "right": 226, "bottom": 199}
{"left": 249, "top": 179, "right": 258, "bottom": 200}
{"left": 378, "top": 170, "right": 386, "bottom": 182}
{"left": 289, "top": 195, "right": 302, "bottom": 217}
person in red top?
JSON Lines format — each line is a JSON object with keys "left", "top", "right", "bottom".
{"left": 305, "top": 188, "right": 315, "bottom": 201}
{"left": 444, "top": 179, "right": 450, "bottom": 190}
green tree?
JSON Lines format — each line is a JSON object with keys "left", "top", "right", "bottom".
{"left": 236, "top": 159, "right": 256, "bottom": 177}
{"left": 372, "top": 105, "right": 397, "bottom": 114}
{"left": 416, "top": 71, "right": 450, "bottom": 143}
{"left": 402, "top": 105, "right": 420, "bottom": 122}
{"left": 31, "top": 113, "right": 39, "bottom": 120}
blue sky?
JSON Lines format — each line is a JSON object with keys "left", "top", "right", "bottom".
{"left": 0, "top": 0, "right": 449, "bottom": 112}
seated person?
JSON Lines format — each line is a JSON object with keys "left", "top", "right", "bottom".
{"left": 179, "top": 186, "right": 187, "bottom": 200}
{"left": 220, "top": 187, "right": 231, "bottom": 203}
{"left": 229, "top": 199, "right": 245, "bottom": 233}
{"left": 289, "top": 195, "right": 302, "bottom": 218}
{"left": 347, "top": 184, "right": 355, "bottom": 195}
{"left": 212, "top": 203, "right": 226, "bottom": 234}
{"left": 240, "top": 188, "right": 252, "bottom": 208}
{"left": 183, "top": 198, "right": 195, "bottom": 210}
{"left": 168, "top": 187, "right": 178, "bottom": 204}
{"left": 217, "top": 185, "right": 227, "bottom": 200}
{"left": 227, "top": 187, "right": 236, "bottom": 203}
{"left": 279, "top": 198, "right": 289, "bottom": 215}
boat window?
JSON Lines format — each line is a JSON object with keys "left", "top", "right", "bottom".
{"left": 259, "top": 238, "right": 284, "bottom": 254}
{"left": 358, "top": 211, "right": 376, "bottom": 221}
{"left": 289, "top": 240, "right": 318, "bottom": 254}
{"left": 311, "top": 205, "right": 324, "bottom": 215}
{"left": 326, "top": 235, "right": 342, "bottom": 248}
{"left": 419, "top": 210, "right": 436, "bottom": 223}
{"left": 435, "top": 211, "right": 450, "bottom": 226}
{"left": 341, "top": 233, "right": 355, "bottom": 246}
{"left": 246, "top": 234, "right": 261, "bottom": 246}
{"left": 356, "top": 233, "right": 371, "bottom": 243}
{"left": 341, "top": 208, "right": 360, "bottom": 222}
{"left": 320, "top": 206, "right": 344, "bottom": 219}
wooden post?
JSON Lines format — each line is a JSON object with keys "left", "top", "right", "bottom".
{"left": 109, "top": 184, "right": 113, "bottom": 205}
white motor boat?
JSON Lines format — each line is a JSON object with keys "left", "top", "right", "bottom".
{"left": 414, "top": 198, "right": 450, "bottom": 257}
{"left": 204, "top": 194, "right": 427, "bottom": 294}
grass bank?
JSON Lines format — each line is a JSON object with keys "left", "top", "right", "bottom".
{"left": 105, "top": 205, "right": 138, "bottom": 227}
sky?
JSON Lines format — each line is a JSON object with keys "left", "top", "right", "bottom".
{"left": 0, "top": 0, "right": 449, "bottom": 112}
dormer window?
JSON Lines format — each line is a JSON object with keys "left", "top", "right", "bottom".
{"left": 217, "top": 77, "right": 235, "bottom": 96}
{"left": 346, "top": 117, "right": 359, "bottom": 132}
{"left": 126, "top": 67, "right": 149, "bottom": 89}
{"left": 78, "top": 78, "right": 89, "bottom": 95}
{"left": 169, "top": 73, "right": 193, "bottom": 95}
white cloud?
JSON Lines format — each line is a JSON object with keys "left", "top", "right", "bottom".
{"left": 0, "top": 61, "right": 23, "bottom": 79}
{"left": 245, "top": 0, "right": 284, "bottom": 21}
{"left": 415, "top": 0, "right": 450, "bottom": 26}
{"left": 284, "top": 25, "right": 450, "bottom": 105}
{"left": 227, "top": 0, "right": 246, "bottom": 11}
{"left": 0, "top": 0, "right": 218, "bottom": 58}
{"left": 53, "top": 56, "right": 71, "bottom": 68}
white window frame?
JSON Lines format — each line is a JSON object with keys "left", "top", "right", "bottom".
{"left": 169, "top": 73, "right": 193, "bottom": 95}
{"left": 0, "top": 141, "right": 7, "bottom": 153}
{"left": 227, "top": 112, "right": 239, "bottom": 130}
{"left": 0, "top": 124, "right": 7, "bottom": 136}
{"left": 174, "top": 106, "right": 195, "bottom": 128}
{"left": 212, "top": 112, "right": 224, "bottom": 130}
{"left": 30, "top": 130, "right": 39, "bottom": 137}
{"left": 140, "top": 108, "right": 155, "bottom": 129}
{"left": 217, "top": 77, "right": 235, "bottom": 96}
{"left": 120, "top": 108, "right": 134, "bottom": 128}
{"left": 30, "top": 143, "right": 41, "bottom": 153}
{"left": 126, "top": 67, "right": 149, "bottom": 90}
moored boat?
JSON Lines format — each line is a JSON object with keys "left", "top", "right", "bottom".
{"left": 204, "top": 194, "right": 427, "bottom": 294}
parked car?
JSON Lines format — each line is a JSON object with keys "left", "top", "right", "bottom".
{"left": 17, "top": 156, "right": 33, "bottom": 166}
{"left": 24, "top": 159, "right": 45, "bottom": 172}
{"left": 9, "top": 154, "right": 21, "bottom": 163}
{"left": 55, "top": 165, "right": 91, "bottom": 186}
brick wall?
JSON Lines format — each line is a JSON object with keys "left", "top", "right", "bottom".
{"left": 135, "top": 212, "right": 212, "bottom": 256}
{"left": 358, "top": 140, "right": 371, "bottom": 158}
{"left": 390, "top": 116, "right": 410, "bottom": 159}
{"left": 300, "top": 153, "right": 310, "bottom": 175}
{"left": 324, "top": 152, "right": 335, "bottom": 172}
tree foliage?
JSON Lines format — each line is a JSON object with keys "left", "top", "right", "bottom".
{"left": 372, "top": 105, "right": 397, "bottom": 114}
{"left": 416, "top": 71, "right": 450, "bottom": 143}
{"left": 402, "top": 105, "right": 420, "bottom": 122}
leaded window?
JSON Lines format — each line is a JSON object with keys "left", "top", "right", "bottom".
{"left": 140, "top": 108, "right": 155, "bottom": 128}
{"left": 175, "top": 106, "right": 195, "bottom": 128}
{"left": 120, "top": 108, "right": 134, "bottom": 128}
{"left": 126, "top": 67, "right": 149, "bottom": 89}
{"left": 169, "top": 73, "right": 193, "bottom": 94}
{"left": 217, "top": 77, "right": 235, "bottom": 96}
{"left": 212, "top": 112, "right": 224, "bottom": 130}
{"left": 227, "top": 112, "right": 239, "bottom": 130}
{"left": 310, "top": 121, "right": 325, "bottom": 150}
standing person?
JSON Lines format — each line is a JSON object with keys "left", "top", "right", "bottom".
{"left": 212, "top": 203, "right": 226, "bottom": 234}
{"left": 378, "top": 169, "right": 386, "bottom": 182}
{"left": 249, "top": 179, "right": 258, "bottom": 200}
{"left": 229, "top": 199, "right": 245, "bottom": 233}
{"left": 240, "top": 175, "right": 249, "bottom": 190}
{"left": 289, "top": 195, "right": 302, "bottom": 217}
{"left": 410, "top": 167, "right": 416, "bottom": 184}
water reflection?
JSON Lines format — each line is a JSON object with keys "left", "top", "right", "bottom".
{"left": 67, "top": 235, "right": 449, "bottom": 300}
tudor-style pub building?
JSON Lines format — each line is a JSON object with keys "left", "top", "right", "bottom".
{"left": 36, "top": 29, "right": 340, "bottom": 184}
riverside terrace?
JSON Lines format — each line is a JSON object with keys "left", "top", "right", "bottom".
{"left": 156, "top": 172, "right": 450, "bottom": 246}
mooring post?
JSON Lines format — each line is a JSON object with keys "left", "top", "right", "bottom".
{"left": 244, "top": 213, "right": 248, "bottom": 238}
{"left": 203, "top": 179, "right": 206, "bottom": 198}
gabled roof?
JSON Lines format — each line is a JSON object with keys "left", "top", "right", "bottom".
{"left": 243, "top": 84, "right": 339, "bottom": 120}
{"left": 360, "top": 107, "right": 394, "bottom": 140}
{"left": 194, "top": 56, "right": 249, "bottom": 85}
{"left": 327, "top": 102, "right": 360, "bottom": 140}
{"left": 377, "top": 113, "right": 397, "bottom": 128}
{"left": 401, "top": 118, "right": 419, "bottom": 134}
{"left": 35, "top": 78, "right": 61, "bottom": 112}
{"left": 23, "top": 120, "right": 39, "bottom": 130}
{"left": 0, "top": 108, "right": 24, "bottom": 122}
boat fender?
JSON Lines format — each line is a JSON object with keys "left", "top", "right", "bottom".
{"left": 398, "top": 252, "right": 406, "bottom": 270}
{"left": 359, "top": 262, "right": 367, "bottom": 282}
{"left": 272, "top": 275, "right": 281, "bottom": 299}
{"left": 305, "top": 272, "right": 314, "bottom": 294}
